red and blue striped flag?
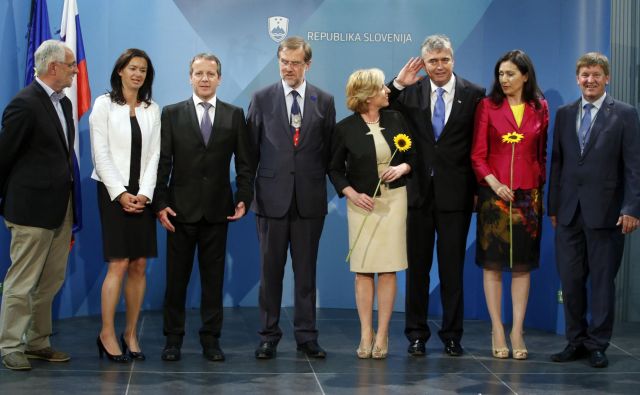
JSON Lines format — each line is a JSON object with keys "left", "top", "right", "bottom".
{"left": 61, "top": 0, "right": 91, "bottom": 233}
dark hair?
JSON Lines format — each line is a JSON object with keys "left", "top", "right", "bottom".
{"left": 109, "top": 48, "right": 154, "bottom": 106}
{"left": 489, "top": 49, "right": 543, "bottom": 109}
{"left": 277, "top": 36, "right": 312, "bottom": 63}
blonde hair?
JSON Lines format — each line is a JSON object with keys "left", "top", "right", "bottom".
{"left": 345, "top": 68, "right": 385, "bottom": 113}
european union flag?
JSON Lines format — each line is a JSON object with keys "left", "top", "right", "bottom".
{"left": 25, "top": 0, "right": 52, "bottom": 86}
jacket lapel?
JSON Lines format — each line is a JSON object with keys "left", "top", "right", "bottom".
{"left": 33, "top": 82, "right": 69, "bottom": 153}
{"left": 420, "top": 80, "right": 435, "bottom": 144}
{"left": 271, "top": 84, "right": 292, "bottom": 145}
{"left": 499, "top": 99, "right": 519, "bottom": 131}
{"left": 582, "top": 95, "right": 613, "bottom": 157}
{"left": 184, "top": 99, "right": 206, "bottom": 146}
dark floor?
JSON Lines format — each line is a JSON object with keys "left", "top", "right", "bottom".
{"left": 1, "top": 308, "right": 639, "bottom": 394}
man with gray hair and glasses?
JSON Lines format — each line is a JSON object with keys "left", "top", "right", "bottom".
{"left": 388, "top": 34, "right": 485, "bottom": 357}
{"left": 0, "top": 40, "right": 78, "bottom": 370}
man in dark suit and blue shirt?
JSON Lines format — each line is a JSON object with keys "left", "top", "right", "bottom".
{"left": 388, "top": 34, "right": 485, "bottom": 357}
{"left": 0, "top": 40, "right": 78, "bottom": 371}
{"left": 549, "top": 52, "right": 640, "bottom": 368}
{"left": 153, "top": 53, "right": 254, "bottom": 362}
{"left": 247, "top": 36, "right": 335, "bottom": 359}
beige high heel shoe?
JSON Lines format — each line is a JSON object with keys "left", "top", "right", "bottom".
{"left": 491, "top": 332, "right": 509, "bottom": 359}
{"left": 372, "top": 336, "right": 388, "bottom": 359}
{"left": 510, "top": 332, "right": 528, "bottom": 360}
{"left": 356, "top": 331, "right": 375, "bottom": 359}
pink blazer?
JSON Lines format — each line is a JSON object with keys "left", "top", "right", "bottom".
{"left": 471, "top": 97, "right": 549, "bottom": 190}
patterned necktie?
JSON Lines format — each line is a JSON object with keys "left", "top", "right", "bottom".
{"left": 578, "top": 103, "right": 594, "bottom": 154}
{"left": 200, "top": 102, "right": 213, "bottom": 144}
{"left": 432, "top": 87, "right": 445, "bottom": 140}
{"left": 290, "top": 90, "right": 302, "bottom": 146}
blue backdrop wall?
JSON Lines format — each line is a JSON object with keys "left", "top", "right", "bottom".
{"left": 0, "top": 0, "right": 611, "bottom": 333}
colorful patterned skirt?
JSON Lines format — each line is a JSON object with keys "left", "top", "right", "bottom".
{"left": 475, "top": 186, "right": 542, "bottom": 273}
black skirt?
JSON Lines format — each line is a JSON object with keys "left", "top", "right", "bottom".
{"left": 96, "top": 116, "right": 157, "bottom": 261}
{"left": 475, "top": 185, "right": 542, "bottom": 273}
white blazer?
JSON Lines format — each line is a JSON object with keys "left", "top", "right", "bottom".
{"left": 89, "top": 94, "right": 161, "bottom": 201}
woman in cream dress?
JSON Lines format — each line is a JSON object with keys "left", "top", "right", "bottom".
{"left": 329, "top": 69, "right": 413, "bottom": 359}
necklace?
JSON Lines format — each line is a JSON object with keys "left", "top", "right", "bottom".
{"left": 364, "top": 117, "right": 379, "bottom": 124}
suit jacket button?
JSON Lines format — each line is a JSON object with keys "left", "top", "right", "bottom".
{"left": 290, "top": 171, "right": 295, "bottom": 175}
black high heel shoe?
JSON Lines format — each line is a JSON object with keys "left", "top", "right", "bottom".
{"left": 120, "top": 333, "right": 146, "bottom": 361}
{"left": 97, "top": 336, "right": 130, "bottom": 363}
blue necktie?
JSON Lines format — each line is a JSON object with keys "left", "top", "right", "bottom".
{"left": 578, "top": 103, "right": 594, "bottom": 154}
{"left": 432, "top": 87, "right": 445, "bottom": 140}
{"left": 200, "top": 102, "right": 212, "bottom": 144}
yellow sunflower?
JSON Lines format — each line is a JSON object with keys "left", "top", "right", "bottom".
{"left": 393, "top": 133, "right": 412, "bottom": 152}
{"left": 501, "top": 131, "right": 524, "bottom": 144}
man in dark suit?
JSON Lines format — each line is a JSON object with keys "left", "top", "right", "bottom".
{"left": 549, "top": 52, "right": 640, "bottom": 368}
{"left": 247, "top": 36, "right": 335, "bottom": 359}
{"left": 0, "top": 40, "right": 78, "bottom": 371}
{"left": 388, "top": 34, "right": 485, "bottom": 357}
{"left": 153, "top": 53, "right": 254, "bottom": 362}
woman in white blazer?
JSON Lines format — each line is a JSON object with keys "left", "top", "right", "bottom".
{"left": 89, "top": 48, "right": 160, "bottom": 362}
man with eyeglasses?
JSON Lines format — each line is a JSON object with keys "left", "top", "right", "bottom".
{"left": 387, "top": 34, "right": 485, "bottom": 357}
{"left": 153, "top": 53, "right": 254, "bottom": 362}
{"left": 0, "top": 40, "right": 78, "bottom": 370}
{"left": 247, "top": 36, "right": 335, "bottom": 360}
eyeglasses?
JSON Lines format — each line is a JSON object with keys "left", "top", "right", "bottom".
{"left": 279, "top": 58, "right": 306, "bottom": 68}
{"left": 57, "top": 61, "right": 78, "bottom": 69}
{"left": 425, "top": 57, "right": 452, "bottom": 67}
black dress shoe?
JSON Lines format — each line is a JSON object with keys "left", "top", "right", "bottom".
{"left": 444, "top": 339, "right": 463, "bottom": 356}
{"left": 202, "top": 339, "right": 225, "bottom": 362}
{"left": 255, "top": 341, "right": 278, "bottom": 359}
{"left": 407, "top": 340, "right": 426, "bottom": 356}
{"left": 589, "top": 350, "right": 608, "bottom": 368}
{"left": 120, "top": 333, "right": 146, "bottom": 361}
{"left": 297, "top": 340, "right": 327, "bottom": 359}
{"left": 161, "top": 345, "right": 181, "bottom": 361}
{"left": 550, "top": 344, "right": 588, "bottom": 362}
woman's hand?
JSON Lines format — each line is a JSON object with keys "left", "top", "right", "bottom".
{"left": 381, "top": 163, "right": 410, "bottom": 183}
{"left": 485, "top": 174, "right": 514, "bottom": 202}
{"left": 118, "top": 192, "right": 145, "bottom": 213}
{"left": 343, "top": 187, "right": 374, "bottom": 212}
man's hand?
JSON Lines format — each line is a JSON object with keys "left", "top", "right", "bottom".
{"left": 227, "top": 202, "right": 246, "bottom": 221}
{"left": 550, "top": 215, "right": 557, "bottom": 228}
{"left": 617, "top": 214, "right": 639, "bottom": 234}
{"left": 157, "top": 206, "right": 177, "bottom": 232}
{"left": 395, "top": 57, "right": 425, "bottom": 87}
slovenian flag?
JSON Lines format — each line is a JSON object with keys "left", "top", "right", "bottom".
{"left": 60, "top": 0, "right": 91, "bottom": 233}
{"left": 25, "top": 0, "right": 52, "bottom": 86}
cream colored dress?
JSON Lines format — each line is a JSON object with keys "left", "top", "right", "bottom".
{"left": 347, "top": 123, "right": 408, "bottom": 273}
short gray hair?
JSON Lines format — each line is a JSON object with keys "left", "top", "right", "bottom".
{"left": 34, "top": 40, "right": 67, "bottom": 77}
{"left": 421, "top": 34, "right": 454, "bottom": 58}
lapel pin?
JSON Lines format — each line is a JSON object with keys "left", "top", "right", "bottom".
{"left": 457, "top": 99, "right": 462, "bottom": 104}
{"left": 310, "top": 95, "right": 317, "bottom": 102}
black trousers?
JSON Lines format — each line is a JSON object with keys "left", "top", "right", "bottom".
{"left": 405, "top": 187, "right": 472, "bottom": 344}
{"left": 256, "top": 199, "right": 325, "bottom": 344}
{"left": 556, "top": 206, "right": 625, "bottom": 352}
{"left": 163, "top": 219, "right": 228, "bottom": 344}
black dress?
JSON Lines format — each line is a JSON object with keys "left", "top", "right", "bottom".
{"left": 97, "top": 116, "right": 157, "bottom": 261}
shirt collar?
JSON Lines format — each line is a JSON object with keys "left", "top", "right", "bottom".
{"left": 430, "top": 74, "right": 456, "bottom": 95}
{"left": 193, "top": 93, "right": 217, "bottom": 108}
{"left": 36, "top": 77, "right": 65, "bottom": 100}
{"left": 581, "top": 92, "right": 606, "bottom": 111}
{"left": 282, "top": 79, "right": 307, "bottom": 99}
